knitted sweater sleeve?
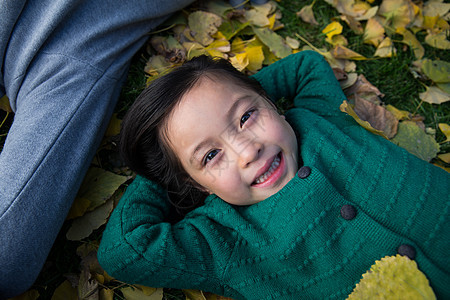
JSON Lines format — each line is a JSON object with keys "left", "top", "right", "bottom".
{"left": 98, "top": 176, "right": 232, "bottom": 295}
{"left": 251, "top": 50, "right": 346, "bottom": 114}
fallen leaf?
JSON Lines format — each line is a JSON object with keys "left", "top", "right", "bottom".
{"left": 340, "top": 100, "right": 388, "bottom": 139}
{"left": 425, "top": 29, "right": 450, "bottom": 49}
{"left": 188, "top": 11, "right": 222, "bottom": 46}
{"left": 421, "top": 59, "right": 450, "bottom": 83}
{"left": 73, "top": 167, "right": 128, "bottom": 212}
{"left": 105, "top": 113, "right": 121, "bottom": 137}
{"left": 218, "top": 19, "right": 249, "bottom": 40}
{"left": 66, "top": 197, "right": 91, "bottom": 220}
{"left": 386, "top": 104, "right": 411, "bottom": 121}
{"left": 353, "top": 97, "right": 399, "bottom": 139}
{"left": 364, "top": 18, "right": 385, "bottom": 47}
{"left": 344, "top": 74, "right": 384, "bottom": 104}
{"left": 205, "top": 39, "right": 231, "bottom": 58}
{"left": 339, "top": 72, "right": 359, "bottom": 89}
{"left": 121, "top": 286, "right": 163, "bottom": 300}
{"left": 374, "top": 37, "right": 397, "bottom": 58}
{"left": 286, "top": 36, "right": 300, "bottom": 49}
{"left": 245, "top": 45, "right": 265, "bottom": 72}
{"left": 322, "top": 21, "right": 343, "bottom": 40}
{"left": 253, "top": 27, "right": 292, "bottom": 58}
{"left": 51, "top": 280, "right": 77, "bottom": 300}
{"left": 340, "top": 15, "right": 364, "bottom": 34}
{"left": 423, "top": 1, "right": 450, "bottom": 18}
{"left": 230, "top": 52, "right": 249, "bottom": 71}
{"left": 78, "top": 269, "right": 99, "bottom": 300}
{"left": 419, "top": 85, "right": 450, "bottom": 104}
{"left": 390, "top": 121, "right": 440, "bottom": 161}
{"left": 379, "top": 0, "right": 416, "bottom": 30}
{"left": 183, "top": 289, "right": 207, "bottom": 300}
{"left": 438, "top": 153, "right": 450, "bottom": 163}
{"left": 439, "top": 123, "right": 450, "bottom": 143}
{"left": 0, "top": 95, "right": 12, "bottom": 112}
{"left": 297, "top": 4, "right": 319, "bottom": 26}
{"left": 244, "top": 4, "right": 273, "bottom": 27}
{"left": 347, "top": 255, "right": 436, "bottom": 299}
{"left": 331, "top": 45, "right": 366, "bottom": 60}
{"left": 99, "top": 288, "right": 114, "bottom": 300}
{"left": 398, "top": 28, "right": 424, "bottom": 59}
{"left": 66, "top": 197, "right": 114, "bottom": 240}
{"left": 206, "top": 0, "right": 233, "bottom": 17}
{"left": 144, "top": 55, "right": 173, "bottom": 78}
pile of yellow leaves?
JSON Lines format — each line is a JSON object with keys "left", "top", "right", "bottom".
{"left": 9, "top": 0, "right": 449, "bottom": 300}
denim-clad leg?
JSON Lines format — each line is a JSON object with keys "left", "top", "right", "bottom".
{"left": 0, "top": 0, "right": 193, "bottom": 297}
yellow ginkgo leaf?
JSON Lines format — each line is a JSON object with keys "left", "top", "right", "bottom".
{"left": 439, "top": 123, "right": 450, "bottom": 143}
{"left": 326, "top": 34, "right": 348, "bottom": 46}
{"left": 331, "top": 45, "right": 366, "bottom": 60}
{"left": 230, "top": 52, "right": 249, "bottom": 71}
{"left": 322, "top": 21, "right": 343, "bottom": 40}
{"left": 379, "top": 0, "right": 416, "bottom": 30}
{"left": 205, "top": 39, "right": 231, "bottom": 58}
{"left": 438, "top": 153, "right": 450, "bottom": 164}
{"left": 425, "top": 30, "right": 450, "bottom": 49}
{"left": 423, "top": 15, "right": 439, "bottom": 30}
{"left": 246, "top": 45, "right": 265, "bottom": 73}
{"left": 374, "top": 37, "right": 397, "bottom": 58}
{"left": 0, "top": 94, "right": 12, "bottom": 113}
{"left": 297, "top": 4, "right": 319, "bottom": 26}
{"left": 364, "top": 18, "right": 385, "bottom": 47}
{"left": 286, "top": 36, "right": 300, "bottom": 49}
{"left": 423, "top": 1, "right": 450, "bottom": 18}
{"left": 419, "top": 85, "right": 450, "bottom": 104}
{"left": 347, "top": 255, "right": 436, "bottom": 300}
{"left": 386, "top": 104, "right": 410, "bottom": 121}
{"left": 188, "top": 11, "right": 222, "bottom": 46}
{"left": 398, "top": 27, "right": 424, "bottom": 59}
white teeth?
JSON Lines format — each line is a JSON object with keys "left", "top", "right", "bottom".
{"left": 254, "top": 155, "right": 280, "bottom": 184}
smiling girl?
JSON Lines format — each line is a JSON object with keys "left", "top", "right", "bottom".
{"left": 98, "top": 51, "right": 450, "bottom": 299}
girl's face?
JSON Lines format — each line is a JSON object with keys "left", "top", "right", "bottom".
{"left": 167, "top": 76, "right": 298, "bottom": 205}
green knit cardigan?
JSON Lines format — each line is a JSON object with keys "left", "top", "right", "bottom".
{"left": 98, "top": 51, "right": 450, "bottom": 299}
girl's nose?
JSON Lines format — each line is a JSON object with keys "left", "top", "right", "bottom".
{"left": 238, "top": 140, "right": 262, "bottom": 168}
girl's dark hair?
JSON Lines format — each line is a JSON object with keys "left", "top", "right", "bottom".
{"left": 120, "top": 55, "right": 267, "bottom": 214}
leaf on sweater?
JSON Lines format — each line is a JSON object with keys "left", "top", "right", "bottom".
{"left": 390, "top": 121, "right": 440, "bottom": 161}
{"left": 347, "top": 255, "right": 436, "bottom": 300}
{"left": 121, "top": 286, "right": 163, "bottom": 300}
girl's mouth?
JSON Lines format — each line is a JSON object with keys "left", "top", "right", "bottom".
{"left": 252, "top": 152, "right": 284, "bottom": 187}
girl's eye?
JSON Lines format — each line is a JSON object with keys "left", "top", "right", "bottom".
{"left": 203, "top": 149, "right": 220, "bottom": 165}
{"left": 240, "top": 109, "right": 255, "bottom": 128}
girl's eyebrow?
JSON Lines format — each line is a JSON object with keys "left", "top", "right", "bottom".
{"left": 190, "top": 139, "right": 211, "bottom": 166}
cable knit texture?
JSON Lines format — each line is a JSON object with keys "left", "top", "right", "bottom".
{"left": 98, "top": 51, "right": 450, "bottom": 299}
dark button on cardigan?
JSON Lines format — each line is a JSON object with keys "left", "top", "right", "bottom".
{"left": 398, "top": 244, "right": 416, "bottom": 260}
{"left": 297, "top": 166, "right": 311, "bottom": 179}
{"left": 340, "top": 204, "right": 357, "bottom": 220}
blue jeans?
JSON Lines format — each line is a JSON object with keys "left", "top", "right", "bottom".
{"left": 0, "top": 0, "right": 193, "bottom": 297}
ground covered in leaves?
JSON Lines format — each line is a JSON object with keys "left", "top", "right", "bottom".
{"left": 3, "top": 0, "right": 449, "bottom": 299}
